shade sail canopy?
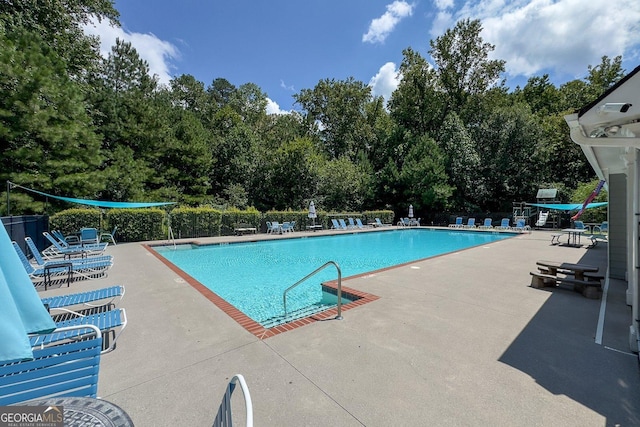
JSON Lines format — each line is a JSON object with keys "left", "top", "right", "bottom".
{"left": 528, "top": 202, "right": 608, "bottom": 211}
{"left": 10, "top": 182, "right": 174, "bottom": 209}
{"left": 0, "top": 223, "right": 56, "bottom": 363}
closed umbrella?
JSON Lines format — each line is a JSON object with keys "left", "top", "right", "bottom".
{"left": 308, "top": 201, "right": 317, "bottom": 227}
{"left": 0, "top": 225, "right": 56, "bottom": 363}
{"left": 408, "top": 205, "right": 414, "bottom": 218}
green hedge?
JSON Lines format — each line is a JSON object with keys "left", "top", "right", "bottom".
{"left": 362, "top": 210, "right": 394, "bottom": 225}
{"left": 49, "top": 208, "right": 101, "bottom": 235}
{"left": 220, "top": 208, "right": 262, "bottom": 236}
{"left": 107, "top": 208, "right": 166, "bottom": 242}
{"left": 47, "top": 207, "right": 397, "bottom": 241}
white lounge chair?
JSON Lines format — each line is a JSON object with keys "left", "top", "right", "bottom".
{"left": 213, "top": 374, "right": 253, "bottom": 427}
{"left": 478, "top": 218, "right": 493, "bottom": 229}
{"left": 448, "top": 217, "right": 463, "bottom": 228}
{"left": 375, "top": 218, "right": 392, "bottom": 227}
{"left": 497, "top": 218, "right": 511, "bottom": 230}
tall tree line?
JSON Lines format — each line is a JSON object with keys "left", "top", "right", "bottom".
{"left": 0, "top": 3, "right": 626, "bottom": 217}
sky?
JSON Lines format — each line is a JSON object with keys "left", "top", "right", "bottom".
{"left": 83, "top": 0, "right": 640, "bottom": 114}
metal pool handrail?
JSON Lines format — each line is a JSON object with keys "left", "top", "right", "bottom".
{"left": 283, "top": 261, "right": 343, "bottom": 320}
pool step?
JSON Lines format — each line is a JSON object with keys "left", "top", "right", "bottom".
{"left": 261, "top": 303, "right": 335, "bottom": 329}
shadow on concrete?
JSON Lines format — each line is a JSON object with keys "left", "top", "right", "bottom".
{"left": 499, "top": 243, "right": 640, "bottom": 426}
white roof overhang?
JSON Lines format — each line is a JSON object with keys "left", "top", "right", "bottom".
{"left": 564, "top": 65, "right": 640, "bottom": 178}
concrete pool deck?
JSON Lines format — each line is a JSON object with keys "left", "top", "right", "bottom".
{"left": 38, "top": 228, "right": 640, "bottom": 426}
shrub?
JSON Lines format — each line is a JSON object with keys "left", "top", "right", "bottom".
{"left": 110, "top": 208, "right": 166, "bottom": 242}
{"left": 49, "top": 208, "right": 101, "bottom": 235}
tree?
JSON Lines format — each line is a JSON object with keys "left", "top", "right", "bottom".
{"left": 0, "top": 27, "right": 104, "bottom": 214}
{"left": 317, "top": 157, "right": 371, "bottom": 211}
{"left": 294, "top": 77, "right": 375, "bottom": 160}
{"left": 88, "top": 38, "right": 164, "bottom": 201}
{"left": 437, "top": 112, "right": 483, "bottom": 209}
{"left": 473, "top": 103, "right": 544, "bottom": 210}
{"left": 399, "top": 134, "right": 452, "bottom": 211}
{"left": 388, "top": 47, "right": 444, "bottom": 137}
{"left": 585, "top": 55, "right": 625, "bottom": 98}
{"left": 0, "top": 0, "right": 119, "bottom": 79}
{"left": 514, "top": 74, "right": 561, "bottom": 116}
{"left": 429, "top": 19, "right": 506, "bottom": 114}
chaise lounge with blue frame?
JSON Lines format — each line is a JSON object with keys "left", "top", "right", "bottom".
{"left": 0, "top": 324, "right": 102, "bottom": 405}
{"left": 31, "top": 306, "right": 127, "bottom": 354}
{"left": 41, "top": 285, "right": 125, "bottom": 310}
{"left": 13, "top": 241, "right": 112, "bottom": 289}
{"left": 43, "top": 231, "right": 108, "bottom": 259}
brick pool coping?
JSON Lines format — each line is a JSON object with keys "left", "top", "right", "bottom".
{"left": 143, "top": 242, "right": 380, "bottom": 339}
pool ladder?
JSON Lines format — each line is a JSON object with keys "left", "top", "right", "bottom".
{"left": 283, "top": 261, "right": 343, "bottom": 320}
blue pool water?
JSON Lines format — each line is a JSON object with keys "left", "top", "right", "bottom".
{"left": 154, "top": 229, "right": 513, "bottom": 326}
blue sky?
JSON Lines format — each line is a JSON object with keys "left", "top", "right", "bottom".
{"left": 84, "top": 0, "right": 640, "bottom": 114}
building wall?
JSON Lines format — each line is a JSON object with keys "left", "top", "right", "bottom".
{"left": 609, "top": 173, "right": 627, "bottom": 279}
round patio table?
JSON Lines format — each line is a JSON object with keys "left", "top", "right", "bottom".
{"left": 17, "top": 396, "right": 134, "bottom": 427}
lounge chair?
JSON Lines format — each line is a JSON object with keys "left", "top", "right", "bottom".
{"left": 464, "top": 218, "right": 476, "bottom": 228}
{"left": 331, "top": 219, "right": 340, "bottom": 230}
{"left": 52, "top": 229, "right": 79, "bottom": 245}
{"left": 478, "top": 218, "right": 493, "bottom": 229}
{"left": 13, "top": 241, "right": 112, "bottom": 288}
{"left": 375, "top": 218, "right": 392, "bottom": 227}
{"left": 535, "top": 211, "right": 549, "bottom": 227}
{"left": 13, "top": 241, "right": 74, "bottom": 288}
{"left": 41, "top": 285, "right": 125, "bottom": 310}
{"left": 497, "top": 218, "right": 511, "bottom": 230}
{"left": 266, "top": 221, "right": 281, "bottom": 234}
{"left": 448, "top": 217, "right": 463, "bottom": 228}
{"left": 80, "top": 227, "right": 100, "bottom": 246}
{"left": 100, "top": 226, "right": 118, "bottom": 245}
{"left": 0, "top": 324, "right": 102, "bottom": 405}
{"left": 43, "top": 231, "right": 107, "bottom": 258}
{"left": 397, "top": 218, "right": 411, "bottom": 227}
{"left": 593, "top": 221, "right": 608, "bottom": 234}
{"left": 26, "top": 237, "right": 113, "bottom": 267}
{"left": 355, "top": 218, "right": 369, "bottom": 229}
{"left": 513, "top": 219, "right": 531, "bottom": 233}
{"left": 348, "top": 218, "right": 356, "bottom": 229}
{"left": 53, "top": 229, "right": 105, "bottom": 252}
{"left": 31, "top": 306, "right": 127, "bottom": 354}
{"left": 587, "top": 221, "right": 608, "bottom": 247}
{"left": 338, "top": 219, "right": 350, "bottom": 230}
{"left": 213, "top": 374, "right": 253, "bottom": 427}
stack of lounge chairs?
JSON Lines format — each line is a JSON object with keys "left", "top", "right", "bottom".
{"left": 1, "top": 227, "right": 129, "bottom": 407}
{"left": 10, "top": 231, "right": 127, "bottom": 354}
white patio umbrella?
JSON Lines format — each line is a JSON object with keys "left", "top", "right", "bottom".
{"left": 308, "top": 201, "right": 317, "bottom": 226}
{"left": 408, "top": 204, "right": 414, "bottom": 218}
{"left": 0, "top": 225, "right": 56, "bottom": 363}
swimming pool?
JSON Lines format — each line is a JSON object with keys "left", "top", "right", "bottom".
{"left": 152, "top": 229, "right": 513, "bottom": 328}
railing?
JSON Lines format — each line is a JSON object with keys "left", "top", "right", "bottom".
{"left": 283, "top": 261, "right": 343, "bottom": 320}
{"left": 167, "top": 225, "right": 176, "bottom": 250}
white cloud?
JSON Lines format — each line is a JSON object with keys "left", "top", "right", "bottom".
{"left": 280, "top": 79, "right": 295, "bottom": 91}
{"left": 369, "top": 62, "right": 401, "bottom": 104}
{"left": 363, "top": 1, "right": 415, "bottom": 44}
{"left": 83, "top": 19, "right": 179, "bottom": 86}
{"left": 438, "top": 0, "right": 640, "bottom": 81}
{"left": 266, "top": 98, "right": 291, "bottom": 115}
{"left": 434, "top": 0, "right": 455, "bottom": 10}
